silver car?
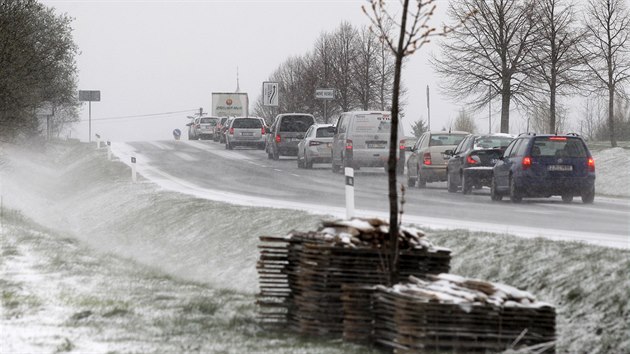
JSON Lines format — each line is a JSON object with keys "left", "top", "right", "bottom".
{"left": 225, "top": 117, "right": 266, "bottom": 150}
{"left": 297, "top": 124, "right": 335, "bottom": 169}
{"left": 406, "top": 131, "right": 469, "bottom": 187}
{"left": 195, "top": 117, "right": 219, "bottom": 140}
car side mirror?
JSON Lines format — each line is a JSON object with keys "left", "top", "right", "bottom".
{"left": 444, "top": 149, "right": 454, "bottom": 156}
{"left": 499, "top": 156, "right": 504, "bottom": 161}
{"left": 297, "top": 133, "right": 305, "bottom": 139}
{"left": 405, "top": 146, "right": 413, "bottom": 152}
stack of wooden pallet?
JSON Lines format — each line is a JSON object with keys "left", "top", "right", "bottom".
{"left": 372, "top": 274, "right": 556, "bottom": 353}
{"left": 256, "top": 217, "right": 452, "bottom": 335}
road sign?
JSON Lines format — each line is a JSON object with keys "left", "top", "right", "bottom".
{"left": 315, "top": 89, "right": 335, "bottom": 100}
{"left": 79, "top": 90, "right": 101, "bottom": 102}
{"left": 263, "top": 82, "right": 279, "bottom": 107}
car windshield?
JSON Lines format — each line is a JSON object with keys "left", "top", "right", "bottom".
{"left": 316, "top": 127, "right": 334, "bottom": 138}
{"left": 532, "top": 137, "right": 588, "bottom": 157}
{"left": 474, "top": 136, "right": 513, "bottom": 150}
{"left": 279, "top": 116, "right": 313, "bottom": 132}
{"left": 430, "top": 134, "right": 467, "bottom": 146}
{"left": 232, "top": 118, "right": 261, "bottom": 129}
{"left": 200, "top": 118, "right": 218, "bottom": 125}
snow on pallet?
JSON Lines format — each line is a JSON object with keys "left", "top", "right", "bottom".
{"left": 256, "top": 218, "right": 451, "bottom": 333}
{"left": 372, "top": 274, "right": 556, "bottom": 353}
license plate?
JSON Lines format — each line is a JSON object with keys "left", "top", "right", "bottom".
{"left": 241, "top": 132, "right": 253, "bottom": 136}
{"left": 368, "top": 143, "right": 386, "bottom": 149}
{"left": 548, "top": 165, "right": 572, "bottom": 171}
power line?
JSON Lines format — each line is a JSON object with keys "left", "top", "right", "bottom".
{"left": 80, "top": 109, "right": 198, "bottom": 122}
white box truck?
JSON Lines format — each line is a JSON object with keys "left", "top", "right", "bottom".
{"left": 212, "top": 92, "right": 249, "bottom": 117}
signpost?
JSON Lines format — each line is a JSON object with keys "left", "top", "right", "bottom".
{"left": 36, "top": 102, "right": 54, "bottom": 140}
{"left": 131, "top": 156, "right": 137, "bottom": 183}
{"left": 345, "top": 167, "right": 355, "bottom": 219}
{"left": 315, "top": 89, "right": 335, "bottom": 123}
{"left": 262, "top": 82, "right": 279, "bottom": 107}
{"left": 79, "top": 90, "right": 101, "bottom": 142}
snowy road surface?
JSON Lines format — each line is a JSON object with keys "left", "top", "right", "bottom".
{"left": 113, "top": 140, "right": 630, "bottom": 249}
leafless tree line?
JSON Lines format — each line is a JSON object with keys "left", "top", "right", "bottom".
{"left": 433, "top": 0, "right": 629, "bottom": 146}
{"left": 252, "top": 21, "right": 399, "bottom": 124}
{"left": 0, "top": 0, "right": 79, "bottom": 142}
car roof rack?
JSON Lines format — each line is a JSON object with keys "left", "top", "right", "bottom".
{"left": 566, "top": 132, "right": 581, "bottom": 136}
{"left": 518, "top": 132, "right": 536, "bottom": 137}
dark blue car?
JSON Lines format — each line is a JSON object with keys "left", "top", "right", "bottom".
{"left": 491, "top": 133, "right": 595, "bottom": 203}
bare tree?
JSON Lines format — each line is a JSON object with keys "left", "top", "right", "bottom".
{"left": 351, "top": 26, "right": 379, "bottom": 111}
{"left": 526, "top": 99, "right": 568, "bottom": 134}
{"left": 364, "top": 0, "right": 467, "bottom": 285}
{"left": 531, "top": 0, "right": 584, "bottom": 134}
{"left": 452, "top": 109, "right": 477, "bottom": 133}
{"left": 579, "top": 0, "right": 630, "bottom": 147}
{"left": 433, "top": 0, "right": 538, "bottom": 134}
{"left": 579, "top": 96, "right": 605, "bottom": 140}
{"left": 330, "top": 22, "right": 358, "bottom": 112}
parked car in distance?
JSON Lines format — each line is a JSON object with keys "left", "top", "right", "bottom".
{"left": 194, "top": 117, "right": 219, "bottom": 140}
{"left": 186, "top": 118, "right": 197, "bottom": 140}
{"left": 219, "top": 117, "right": 235, "bottom": 143}
{"left": 266, "top": 113, "right": 315, "bottom": 160}
{"left": 214, "top": 117, "right": 229, "bottom": 142}
{"left": 406, "top": 131, "right": 468, "bottom": 187}
{"left": 224, "top": 117, "right": 265, "bottom": 150}
{"left": 331, "top": 111, "right": 405, "bottom": 174}
{"left": 445, "top": 133, "right": 515, "bottom": 194}
{"left": 297, "top": 124, "right": 335, "bottom": 168}
{"left": 491, "top": 133, "right": 595, "bottom": 203}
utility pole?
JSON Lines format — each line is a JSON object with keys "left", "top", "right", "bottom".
{"left": 426, "top": 85, "right": 431, "bottom": 131}
{"left": 488, "top": 85, "right": 491, "bottom": 133}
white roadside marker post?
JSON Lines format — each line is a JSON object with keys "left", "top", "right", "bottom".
{"left": 107, "top": 141, "right": 111, "bottom": 160}
{"left": 95, "top": 134, "right": 101, "bottom": 149}
{"left": 131, "top": 156, "right": 137, "bottom": 183}
{"left": 345, "top": 167, "right": 355, "bottom": 219}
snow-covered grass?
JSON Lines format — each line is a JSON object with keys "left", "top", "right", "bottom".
{"left": 592, "top": 147, "right": 630, "bottom": 197}
{"left": 1, "top": 140, "right": 629, "bottom": 353}
{"left": 1, "top": 210, "right": 374, "bottom": 354}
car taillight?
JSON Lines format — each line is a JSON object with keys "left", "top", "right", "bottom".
{"left": 423, "top": 152, "right": 432, "bottom": 165}
{"left": 466, "top": 155, "right": 477, "bottom": 164}
{"left": 309, "top": 141, "right": 322, "bottom": 146}
{"left": 229, "top": 128, "right": 234, "bottom": 135}
{"left": 400, "top": 140, "right": 405, "bottom": 150}
{"left": 275, "top": 134, "right": 281, "bottom": 143}
{"left": 345, "top": 139, "right": 353, "bottom": 150}
{"left": 588, "top": 157, "right": 595, "bottom": 172}
{"left": 522, "top": 156, "right": 532, "bottom": 169}
{"left": 261, "top": 127, "right": 266, "bottom": 135}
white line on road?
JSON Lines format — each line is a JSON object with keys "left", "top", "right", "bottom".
{"left": 291, "top": 174, "right": 300, "bottom": 177}
{"left": 273, "top": 169, "right": 282, "bottom": 172}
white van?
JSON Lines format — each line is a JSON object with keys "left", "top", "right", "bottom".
{"left": 331, "top": 111, "right": 405, "bottom": 174}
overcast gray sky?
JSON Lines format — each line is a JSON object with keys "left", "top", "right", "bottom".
{"left": 43, "top": 0, "right": 484, "bottom": 142}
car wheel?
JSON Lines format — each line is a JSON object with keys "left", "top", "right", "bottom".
{"left": 581, "top": 185, "right": 595, "bottom": 204}
{"left": 417, "top": 168, "right": 426, "bottom": 188}
{"left": 462, "top": 173, "right": 472, "bottom": 195}
{"left": 305, "top": 153, "right": 313, "bottom": 169}
{"left": 267, "top": 151, "right": 273, "bottom": 159}
{"left": 297, "top": 153, "right": 304, "bottom": 168}
{"left": 332, "top": 159, "right": 340, "bottom": 173}
{"left": 407, "top": 175, "right": 416, "bottom": 188}
{"left": 259, "top": 143, "right": 265, "bottom": 150}
{"left": 447, "top": 172, "right": 457, "bottom": 193}
{"left": 509, "top": 176, "right": 522, "bottom": 203}
{"left": 561, "top": 194, "right": 573, "bottom": 203}
{"left": 273, "top": 149, "right": 279, "bottom": 160}
{"left": 490, "top": 177, "right": 503, "bottom": 201}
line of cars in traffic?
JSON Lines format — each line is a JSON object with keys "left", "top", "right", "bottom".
{"left": 188, "top": 111, "right": 597, "bottom": 204}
